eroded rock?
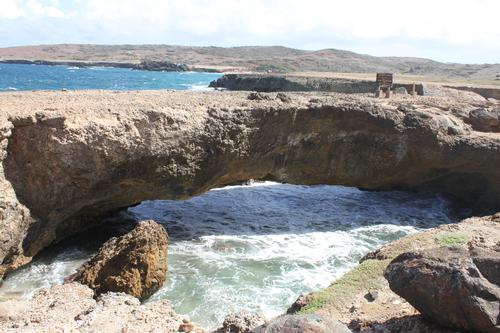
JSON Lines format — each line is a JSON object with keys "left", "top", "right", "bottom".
{"left": 384, "top": 246, "right": 500, "bottom": 333}
{"left": 68, "top": 220, "right": 168, "bottom": 300}
{"left": 215, "top": 312, "right": 266, "bottom": 333}
{"left": 0, "top": 283, "right": 190, "bottom": 333}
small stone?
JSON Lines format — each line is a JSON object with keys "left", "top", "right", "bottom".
{"left": 178, "top": 322, "right": 194, "bottom": 332}
{"left": 365, "top": 290, "right": 379, "bottom": 302}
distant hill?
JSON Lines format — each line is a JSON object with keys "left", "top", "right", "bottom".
{"left": 1, "top": 44, "right": 499, "bottom": 82}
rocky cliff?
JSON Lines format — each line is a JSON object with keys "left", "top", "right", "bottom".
{"left": 0, "top": 90, "right": 499, "bottom": 277}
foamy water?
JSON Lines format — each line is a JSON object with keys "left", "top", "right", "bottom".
{"left": 0, "top": 182, "right": 453, "bottom": 329}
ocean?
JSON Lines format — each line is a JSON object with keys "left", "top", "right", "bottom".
{"left": 0, "top": 63, "right": 221, "bottom": 91}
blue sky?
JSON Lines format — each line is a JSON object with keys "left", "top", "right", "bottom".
{"left": 0, "top": 0, "right": 499, "bottom": 64}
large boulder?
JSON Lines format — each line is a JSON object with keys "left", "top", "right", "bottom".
{"left": 384, "top": 246, "right": 500, "bottom": 333}
{"left": 68, "top": 220, "right": 168, "bottom": 301}
{"left": 252, "top": 314, "right": 351, "bottom": 333}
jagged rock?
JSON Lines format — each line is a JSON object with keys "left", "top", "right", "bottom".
{"left": 68, "top": 220, "right": 168, "bottom": 300}
{"left": 1, "top": 90, "right": 499, "bottom": 277}
{"left": 215, "top": 312, "right": 266, "bottom": 333}
{"left": 384, "top": 246, "right": 500, "bottom": 333}
{"left": 287, "top": 292, "right": 313, "bottom": 314}
{"left": 252, "top": 314, "right": 351, "bottom": 333}
{"left": 0, "top": 283, "right": 191, "bottom": 333}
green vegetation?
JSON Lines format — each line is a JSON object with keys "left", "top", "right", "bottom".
{"left": 435, "top": 234, "right": 469, "bottom": 247}
{"left": 299, "top": 259, "right": 390, "bottom": 313}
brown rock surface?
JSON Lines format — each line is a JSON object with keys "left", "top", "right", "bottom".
{"left": 68, "top": 220, "right": 168, "bottom": 300}
{"left": 384, "top": 246, "right": 500, "bottom": 333}
{"left": 0, "top": 282, "right": 196, "bottom": 333}
{"left": 0, "top": 90, "right": 499, "bottom": 276}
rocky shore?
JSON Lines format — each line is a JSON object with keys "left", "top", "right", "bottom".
{"left": 0, "top": 89, "right": 499, "bottom": 332}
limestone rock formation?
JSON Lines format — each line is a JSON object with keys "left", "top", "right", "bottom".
{"left": 384, "top": 246, "right": 500, "bottom": 333}
{"left": 0, "top": 283, "right": 193, "bottom": 333}
{"left": 252, "top": 314, "right": 352, "bottom": 333}
{"left": 0, "top": 90, "right": 499, "bottom": 277}
{"left": 68, "top": 220, "right": 168, "bottom": 300}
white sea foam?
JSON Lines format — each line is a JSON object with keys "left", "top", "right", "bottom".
{"left": 0, "top": 182, "right": 453, "bottom": 329}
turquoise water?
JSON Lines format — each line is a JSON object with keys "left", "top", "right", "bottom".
{"left": 0, "top": 63, "right": 221, "bottom": 91}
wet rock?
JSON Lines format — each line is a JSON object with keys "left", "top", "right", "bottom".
{"left": 215, "top": 312, "right": 266, "bottom": 333}
{"left": 68, "top": 220, "right": 168, "bottom": 301}
{"left": 384, "top": 246, "right": 500, "bottom": 333}
{"left": 252, "top": 314, "right": 351, "bottom": 333}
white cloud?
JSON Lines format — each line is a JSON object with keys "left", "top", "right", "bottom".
{"left": 70, "top": 0, "right": 500, "bottom": 47}
{"left": 0, "top": 0, "right": 64, "bottom": 19}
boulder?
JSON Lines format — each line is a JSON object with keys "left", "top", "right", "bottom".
{"left": 68, "top": 220, "right": 168, "bottom": 301}
{"left": 384, "top": 246, "right": 500, "bottom": 333}
{"left": 467, "top": 108, "right": 500, "bottom": 132}
{"left": 252, "top": 314, "right": 351, "bottom": 333}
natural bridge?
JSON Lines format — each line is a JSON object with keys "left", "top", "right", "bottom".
{"left": 1, "top": 90, "right": 499, "bottom": 277}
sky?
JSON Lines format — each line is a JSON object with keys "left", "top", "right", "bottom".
{"left": 0, "top": 0, "right": 499, "bottom": 64}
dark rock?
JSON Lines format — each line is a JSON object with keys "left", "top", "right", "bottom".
{"left": 384, "top": 246, "right": 500, "bottom": 333}
{"left": 252, "top": 314, "right": 351, "bottom": 333}
{"left": 364, "top": 290, "right": 379, "bottom": 302}
{"left": 68, "top": 220, "right": 168, "bottom": 301}
{"left": 133, "top": 59, "right": 189, "bottom": 72}
{"left": 287, "top": 293, "right": 313, "bottom": 314}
